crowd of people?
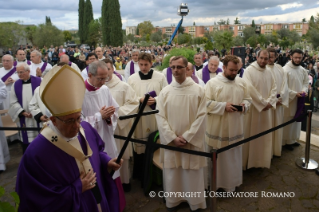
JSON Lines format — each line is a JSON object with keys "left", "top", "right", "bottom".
{"left": 0, "top": 43, "right": 312, "bottom": 211}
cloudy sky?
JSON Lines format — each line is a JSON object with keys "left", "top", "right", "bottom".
{"left": 0, "top": 0, "right": 318, "bottom": 30}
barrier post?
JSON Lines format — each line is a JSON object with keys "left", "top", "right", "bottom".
{"left": 295, "top": 110, "right": 319, "bottom": 170}
{"left": 210, "top": 149, "right": 217, "bottom": 212}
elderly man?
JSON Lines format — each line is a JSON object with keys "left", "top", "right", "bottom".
{"left": 81, "top": 61, "right": 126, "bottom": 211}
{"left": 283, "top": 49, "right": 309, "bottom": 150}
{"left": 95, "top": 47, "right": 105, "bottom": 61}
{"left": 197, "top": 56, "right": 223, "bottom": 84}
{"left": 51, "top": 54, "right": 81, "bottom": 74}
{"left": 15, "top": 65, "right": 122, "bottom": 212}
{"left": 194, "top": 53, "right": 203, "bottom": 71}
{"left": 29, "top": 50, "right": 52, "bottom": 77}
{"left": 128, "top": 52, "right": 167, "bottom": 181}
{"left": 8, "top": 63, "right": 42, "bottom": 153}
{"left": 124, "top": 49, "right": 140, "bottom": 81}
{"left": 104, "top": 58, "right": 139, "bottom": 192}
{"left": 0, "top": 55, "right": 19, "bottom": 109}
{"left": 156, "top": 56, "right": 207, "bottom": 211}
{"left": 205, "top": 55, "right": 251, "bottom": 192}
{"left": 243, "top": 50, "right": 277, "bottom": 169}
{"left": 15, "top": 49, "right": 31, "bottom": 66}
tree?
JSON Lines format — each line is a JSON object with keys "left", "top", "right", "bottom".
{"left": 136, "top": 26, "right": 139, "bottom": 35}
{"left": 176, "top": 33, "right": 192, "bottom": 44}
{"left": 127, "top": 33, "right": 135, "bottom": 42}
{"left": 233, "top": 36, "right": 244, "bottom": 46}
{"left": 214, "top": 21, "right": 217, "bottom": 25}
{"left": 0, "top": 22, "right": 24, "bottom": 48}
{"left": 159, "top": 48, "right": 196, "bottom": 70}
{"left": 217, "top": 19, "right": 226, "bottom": 25}
{"left": 257, "top": 34, "right": 267, "bottom": 46}
{"left": 204, "top": 31, "right": 213, "bottom": 42}
{"left": 212, "top": 30, "right": 234, "bottom": 50}
{"left": 246, "top": 35, "right": 258, "bottom": 48}
{"left": 150, "top": 30, "right": 162, "bottom": 43}
{"left": 87, "top": 18, "right": 102, "bottom": 47}
{"left": 251, "top": 20, "right": 256, "bottom": 27}
{"left": 106, "top": 0, "right": 123, "bottom": 46}
{"left": 226, "top": 18, "right": 230, "bottom": 25}
{"left": 204, "top": 40, "right": 213, "bottom": 51}
{"left": 302, "top": 18, "right": 306, "bottom": 23}
{"left": 234, "top": 17, "right": 241, "bottom": 24}
{"left": 276, "top": 28, "right": 290, "bottom": 39}
{"left": 83, "top": 0, "right": 94, "bottom": 43}
{"left": 279, "top": 37, "right": 290, "bottom": 49}
{"left": 45, "top": 16, "right": 52, "bottom": 25}
{"left": 193, "top": 22, "right": 195, "bottom": 26}
{"left": 63, "top": 31, "right": 72, "bottom": 42}
{"left": 178, "top": 26, "right": 184, "bottom": 34}
{"left": 243, "top": 27, "right": 256, "bottom": 44}
{"left": 33, "top": 23, "right": 64, "bottom": 47}
{"left": 78, "top": 0, "right": 85, "bottom": 43}
{"left": 137, "top": 21, "right": 154, "bottom": 36}
{"left": 25, "top": 25, "right": 37, "bottom": 45}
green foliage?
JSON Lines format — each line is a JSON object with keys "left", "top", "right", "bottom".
{"left": 33, "top": 23, "right": 64, "bottom": 47}
{"left": 233, "top": 36, "right": 244, "bottom": 46}
{"left": 276, "top": 28, "right": 290, "bottom": 39}
{"left": 159, "top": 48, "right": 196, "bottom": 70}
{"left": 127, "top": 34, "right": 135, "bottom": 42}
{"left": 150, "top": 31, "right": 162, "bottom": 43}
{"left": 212, "top": 30, "right": 234, "bottom": 49}
{"left": 145, "top": 34, "right": 150, "bottom": 42}
{"left": 78, "top": 0, "right": 85, "bottom": 43}
{"left": 246, "top": 35, "right": 258, "bottom": 48}
{"left": 25, "top": 25, "right": 37, "bottom": 45}
{"left": 251, "top": 20, "right": 256, "bottom": 27}
{"left": 83, "top": 0, "right": 94, "bottom": 43}
{"left": 205, "top": 40, "right": 213, "bottom": 51}
{"left": 137, "top": 21, "right": 154, "bottom": 37}
{"left": 0, "top": 186, "right": 19, "bottom": 212}
{"left": 87, "top": 19, "right": 102, "bottom": 47}
{"left": 193, "top": 22, "right": 195, "bottom": 26}
{"left": 204, "top": 31, "right": 213, "bottom": 42}
{"left": 234, "top": 17, "right": 241, "bottom": 24}
{"left": 63, "top": 31, "right": 72, "bottom": 42}
{"left": 45, "top": 16, "right": 52, "bottom": 25}
{"left": 192, "top": 37, "right": 205, "bottom": 45}
{"left": 257, "top": 34, "right": 267, "bottom": 46}
{"left": 217, "top": 19, "right": 226, "bottom": 25}
{"left": 279, "top": 37, "right": 291, "bottom": 49}
{"left": 243, "top": 27, "right": 256, "bottom": 44}
{"left": 108, "top": 0, "right": 123, "bottom": 46}
{"left": 0, "top": 22, "right": 24, "bottom": 49}
{"left": 226, "top": 18, "right": 230, "bottom": 25}
{"left": 302, "top": 18, "right": 306, "bottom": 23}
{"left": 307, "top": 28, "right": 319, "bottom": 49}
{"left": 176, "top": 33, "right": 192, "bottom": 45}
{"left": 178, "top": 26, "right": 184, "bottom": 34}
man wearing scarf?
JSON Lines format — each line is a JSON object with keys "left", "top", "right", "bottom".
{"left": 282, "top": 49, "right": 309, "bottom": 150}
{"left": 197, "top": 56, "right": 223, "bottom": 84}
{"left": 242, "top": 50, "right": 277, "bottom": 170}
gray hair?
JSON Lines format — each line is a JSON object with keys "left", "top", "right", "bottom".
{"left": 31, "top": 50, "right": 42, "bottom": 57}
{"left": 2, "top": 54, "right": 14, "bottom": 61}
{"left": 16, "top": 63, "right": 30, "bottom": 71}
{"left": 209, "top": 56, "right": 220, "bottom": 63}
{"left": 88, "top": 61, "right": 108, "bottom": 76}
{"left": 132, "top": 49, "right": 140, "bottom": 54}
{"left": 60, "top": 54, "right": 69, "bottom": 60}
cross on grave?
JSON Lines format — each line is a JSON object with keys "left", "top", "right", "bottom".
{"left": 110, "top": 93, "right": 159, "bottom": 185}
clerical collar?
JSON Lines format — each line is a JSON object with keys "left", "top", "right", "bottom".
{"left": 195, "top": 64, "right": 203, "bottom": 70}
{"left": 139, "top": 69, "right": 154, "bottom": 80}
{"left": 22, "top": 77, "right": 31, "bottom": 84}
{"left": 85, "top": 79, "right": 100, "bottom": 91}
{"left": 17, "top": 59, "right": 27, "bottom": 62}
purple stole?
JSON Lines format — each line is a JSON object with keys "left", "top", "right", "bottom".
{"left": 68, "top": 61, "right": 72, "bottom": 66}
{"left": 40, "top": 62, "right": 48, "bottom": 73}
{"left": 294, "top": 93, "right": 306, "bottom": 122}
{"left": 239, "top": 68, "right": 244, "bottom": 78}
{"left": 130, "top": 61, "right": 135, "bottom": 75}
{"left": 148, "top": 91, "right": 157, "bottom": 110}
{"left": 202, "top": 65, "right": 222, "bottom": 84}
{"left": 191, "top": 75, "right": 199, "bottom": 84}
{"left": 15, "top": 76, "right": 42, "bottom": 144}
{"left": 113, "top": 71, "right": 123, "bottom": 81}
{"left": 166, "top": 67, "right": 173, "bottom": 84}
{"left": 85, "top": 80, "right": 99, "bottom": 91}
{"left": 1, "top": 67, "right": 16, "bottom": 82}
{"left": 13, "top": 60, "right": 31, "bottom": 66}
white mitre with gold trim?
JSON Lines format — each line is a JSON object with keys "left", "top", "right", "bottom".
{"left": 39, "top": 65, "right": 86, "bottom": 117}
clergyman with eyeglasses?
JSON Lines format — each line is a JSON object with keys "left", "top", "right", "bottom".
{"left": 15, "top": 65, "right": 123, "bottom": 211}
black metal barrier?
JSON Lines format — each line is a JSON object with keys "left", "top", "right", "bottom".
{"left": 0, "top": 112, "right": 310, "bottom": 212}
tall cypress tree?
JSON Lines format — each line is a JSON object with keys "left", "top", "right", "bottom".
{"left": 108, "top": 0, "right": 123, "bottom": 46}
{"left": 83, "top": 0, "right": 94, "bottom": 43}
{"left": 101, "top": 0, "right": 110, "bottom": 45}
{"left": 78, "top": 0, "right": 85, "bottom": 43}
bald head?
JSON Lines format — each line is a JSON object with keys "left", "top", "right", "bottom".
{"left": 60, "top": 54, "right": 70, "bottom": 63}
{"left": 186, "top": 62, "right": 194, "bottom": 77}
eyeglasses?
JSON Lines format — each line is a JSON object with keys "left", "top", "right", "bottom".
{"left": 292, "top": 57, "right": 303, "bottom": 60}
{"left": 16, "top": 71, "right": 27, "bottom": 75}
{"left": 170, "top": 66, "right": 186, "bottom": 70}
{"left": 56, "top": 116, "right": 82, "bottom": 125}
{"left": 95, "top": 76, "right": 110, "bottom": 82}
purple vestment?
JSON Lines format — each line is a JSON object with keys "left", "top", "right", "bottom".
{"left": 294, "top": 93, "right": 306, "bottom": 122}
{"left": 13, "top": 60, "right": 31, "bottom": 66}
{"left": 166, "top": 67, "right": 173, "bottom": 84}
{"left": 130, "top": 61, "right": 135, "bottom": 75}
{"left": 1, "top": 67, "right": 16, "bottom": 82}
{"left": 202, "top": 65, "right": 222, "bottom": 83}
{"left": 16, "top": 121, "right": 119, "bottom": 212}
{"left": 239, "top": 68, "right": 244, "bottom": 78}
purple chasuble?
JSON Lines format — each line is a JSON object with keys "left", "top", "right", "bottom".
{"left": 239, "top": 68, "right": 244, "bottom": 78}
{"left": 294, "top": 93, "right": 306, "bottom": 122}
{"left": 1, "top": 67, "right": 16, "bottom": 82}
{"left": 202, "top": 65, "right": 222, "bottom": 84}
{"left": 166, "top": 67, "right": 173, "bottom": 84}
{"left": 15, "top": 121, "right": 119, "bottom": 212}
{"left": 41, "top": 62, "right": 48, "bottom": 73}
{"left": 130, "top": 61, "right": 135, "bottom": 75}
{"left": 148, "top": 90, "right": 157, "bottom": 110}
{"left": 13, "top": 60, "right": 31, "bottom": 66}
{"left": 113, "top": 71, "right": 123, "bottom": 81}
{"left": 15, "top": 76, "right": 41, "bottom": 144}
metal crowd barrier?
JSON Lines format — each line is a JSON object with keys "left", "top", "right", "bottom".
{"left": 0, "top": 111, "right": 316, "bottom": 212}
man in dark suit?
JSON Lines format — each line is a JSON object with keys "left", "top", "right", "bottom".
{"left": 5, "top": 48, "right": 13, "bottom": 55}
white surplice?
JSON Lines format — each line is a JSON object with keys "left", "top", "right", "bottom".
{"left": 282, "top": 61, "right": 309, "bottom": 145}
{"left": 81, "top": 85, "right": 120, "bottom": 179}
{"left": 30, "top": 61, "right": 52, "bottom": 77}
{"left": 242, "top": 61, "right": 277, "bottom": 169}
{"left": 50, "top": 62, "right": 81, "bottom": 76}
{"left": 124, "top": 60, "right": 140, "bottom": 81}
{"left": 267, "top": 64, "right": 289, "bottom": 156}
{"left": 155, "top": 78, "right": 207, "bottom": 210}
{"left": 29, "top": 87, "right": 52, "bottom": 127}
{"left": 105, "top": 74, "right": 139, "bottom": 184}
{"left": 0, "top": 79, "right": 9, "bottom": 171}
{"left": 8, "top": 81, "right": 39, "bottom": 143}
{"left": 127, "top": 70, "right": 167, "bottom": 154}
{"left": 196, "top": 67, "right": 220, "bottom": 83}
{"left": 205, "top": 73, "right": 251, "bottom": 191}
{"left": 0, "top": 67, "right": 19, "bottom": 110}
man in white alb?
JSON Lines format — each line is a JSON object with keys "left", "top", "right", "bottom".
{"left": 124, "top": 49, "right": 140, "bottom": 81}
{"left": 30, "top": 50, "right": 52, "bottom": 77}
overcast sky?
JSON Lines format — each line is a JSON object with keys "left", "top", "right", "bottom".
{"left": 0, "top": 0, "right": 318, "bottom": 30}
